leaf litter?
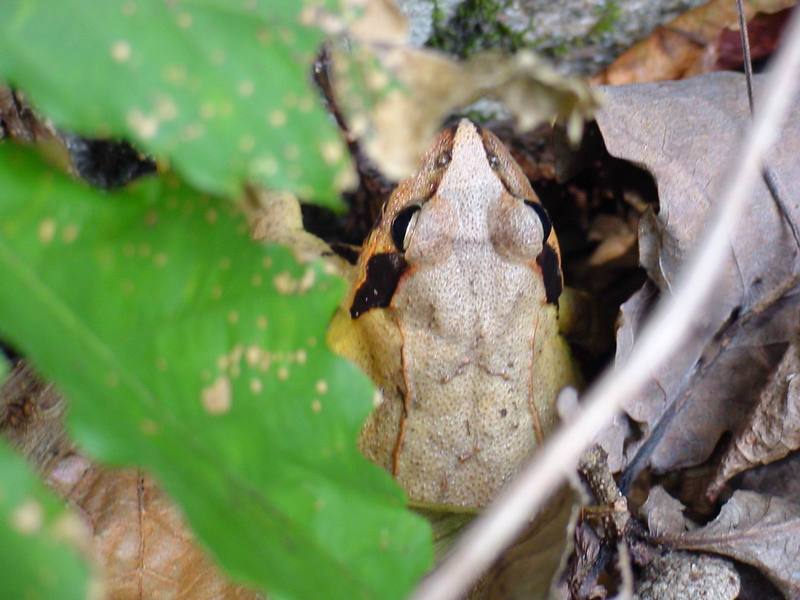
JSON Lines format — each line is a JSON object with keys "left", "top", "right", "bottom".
{"left": 567, "top": 71, "right": 800, "bottom": 598}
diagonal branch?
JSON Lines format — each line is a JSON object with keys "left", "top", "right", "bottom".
{"left": 411, "top": 6, "right": 800, "bottom": 599}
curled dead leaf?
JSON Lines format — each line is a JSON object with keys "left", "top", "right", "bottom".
{"left": 325, "top": 4, "right": 599, "bottom": 180}
{"left": 593, "top": 0, "right": 796, "bottom": 85}
{"left": 708, "top": 340, "right": 800, "bottom": 499}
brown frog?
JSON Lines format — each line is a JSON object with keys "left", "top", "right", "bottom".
{"left": 330, "top": 119, "right": 580, "bottom": 511}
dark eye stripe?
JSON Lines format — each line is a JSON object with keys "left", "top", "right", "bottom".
{"left": 524, "top": 200, "right": 552, "bottom": 241}
{"left": 537, "top": 244, "right": 562, "bottom": 305}
{"left": 350, "top": 252, "right": 407, "bottom": 318}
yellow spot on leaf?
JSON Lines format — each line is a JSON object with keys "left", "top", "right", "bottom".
{"left": 238, "top": 80, "right": 255, "bottom": 97}
{"left": 227, "top": 310, "right": 239, "bottom": 325}
{"left": 162, "top": 64, "right": 188, "bottom": 85}
{"left": 111, "top": 40, "right": 132, "bottom": 63}
{"left": 38, "top": 219, "right": 56, "bottom": 244}
{"left": 177, "top": 12, "right": 192, "bottom": 28}
{"left": 155, "top": 95, "right": 178, "bottom": 120}
{"left": 262, "top": 256, "right": 273, "bottom": 269}
{"left": 181, "top": 122, "right": 205, "bottom": 141}
{"left": 122, "top": 1, "right": 137, "bottom": 17}
{"left": 311, "top": 399, "right": 322, "bottom": 413}
{"left": 246, "top": 346, "right": 262, "bottom": 366}
{"left": 256, "top": 315, "right": 268, "bottom": 330}
{"left": 273, "top": 271, "right": 296, "bottom": 294}
{"left": 211, "top": 49, "right": 226, "bottom": 65}
{"left": 202, "top": 377, "right": 232, "bottom": 415}
{"left": 300, "top": 268, "right": 316, "bottom": 292}
{"left": 250, "top": 378, "right": 263, "bottom": 394}
{"left": 321, "top": 140, "right": 343, "bottom": 165}
{"left": 12, "top": 500, "right": 43, "bottom": 534}
{"left": 155, "top": 357, "right": 168, "bottom": 372}
{"left": 239, "top": 135, "right": 255, "bottom": 153}
{"left": 252, "top": 155, "right": 278, "bottom": 177}
{"left": 257, "top": 28, "right": 271, "bottom": 44}
{"left": 277, "top": 366, "right": 289, "bottom": 381}
{"left": 205, "top": 208, "right": 218, "bottom": 224}
{"left": 154, "top": 252, "right": 168, "bottom": 268}
{"left": 269, "top": 109, "right": 287, "bottom": 127}
{"left": 315, "top": 379, "right": 328, "bottom": 394}
{"left": 295, "top": 349, "right": 307, "bottom": 364}
{"left": 127, "top": 108, "right": 159, "bottom": 140}
{"left": 211, "top": 285, "right": 223, "bottom": 300}
{"left": 140, "top": 419, "right": 158, "bottom": 435}
{"left": 200, "top": 102, "right": 216, "bottom": 119}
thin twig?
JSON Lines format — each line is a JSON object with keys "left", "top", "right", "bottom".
{"left": 736, "top": 0, "right": 755, "bottom": 113}
{"left": 735, "top": 0, "right": 800, "bottom": 250}
{"left": 411, "top": 7, "right": 800, "bottom": 599}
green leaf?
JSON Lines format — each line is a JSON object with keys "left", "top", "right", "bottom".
{"left": 0, "top": 148, "right": 432, "bottom": 600}
{"left": 0, "top": 439, "right": 90, "bottom": 600}
{"left": 0, "top": 0, "right": 350, "bottom": 206}
{"left": 0, "top": 356, "right": 7, "bottom": 385}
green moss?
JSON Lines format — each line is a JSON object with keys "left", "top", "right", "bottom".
{"left": 588, "top": 0, "right": 622, "bottom": 38}
{"left": 427, "top": 0, "right": 528, "bottom": 59}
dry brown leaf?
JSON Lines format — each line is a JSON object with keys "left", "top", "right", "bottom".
{"left": 50, "top": 463, "right": 260, "bottom": 600}
{"left": 708, "top": 341, "right": 800, "bottom": 499}
{"left": 737, "top": 452, "right": 800, "bottom": 500}
{"left": 593, "top": 72, "right": 800, "bottom": 474}
{"left": 641, "top": 485, "right": 692, "bottom": 539}
{"left": 592, "top": 0, "right": 796, "bottom": 85}
{"left": 245, "top": 186, "right": 353, "bottom": 279}
{"left": 665, "top": 491, "right": 800, "bottom": 597}
{"left": 0, "top": 363, "right": 260, "bottom": 600}
{"left": 334, "top": 48, "right": 600, "bottom": 180}
{"left": 320, "top": 5, "right": 599, "bottom": 181}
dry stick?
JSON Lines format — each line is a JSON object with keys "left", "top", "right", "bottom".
{"left": 411, "top": 7, "right": 800, "bottom": 600}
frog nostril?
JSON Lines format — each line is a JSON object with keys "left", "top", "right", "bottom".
{"left": 436, "top": 151, "right": 452, "bottom": 168}
{"left": 487, "top": 153, "right": 500, "bottom": 170}
{"left": 391, "top": 205, "right": 422, "bottom": 251}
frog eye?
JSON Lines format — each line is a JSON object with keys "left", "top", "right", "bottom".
{"left": 391, "top": 205, "right": 421, "bottom": 251}
{"left": 524, "top": 200, "right": 551, "bottom": 241}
